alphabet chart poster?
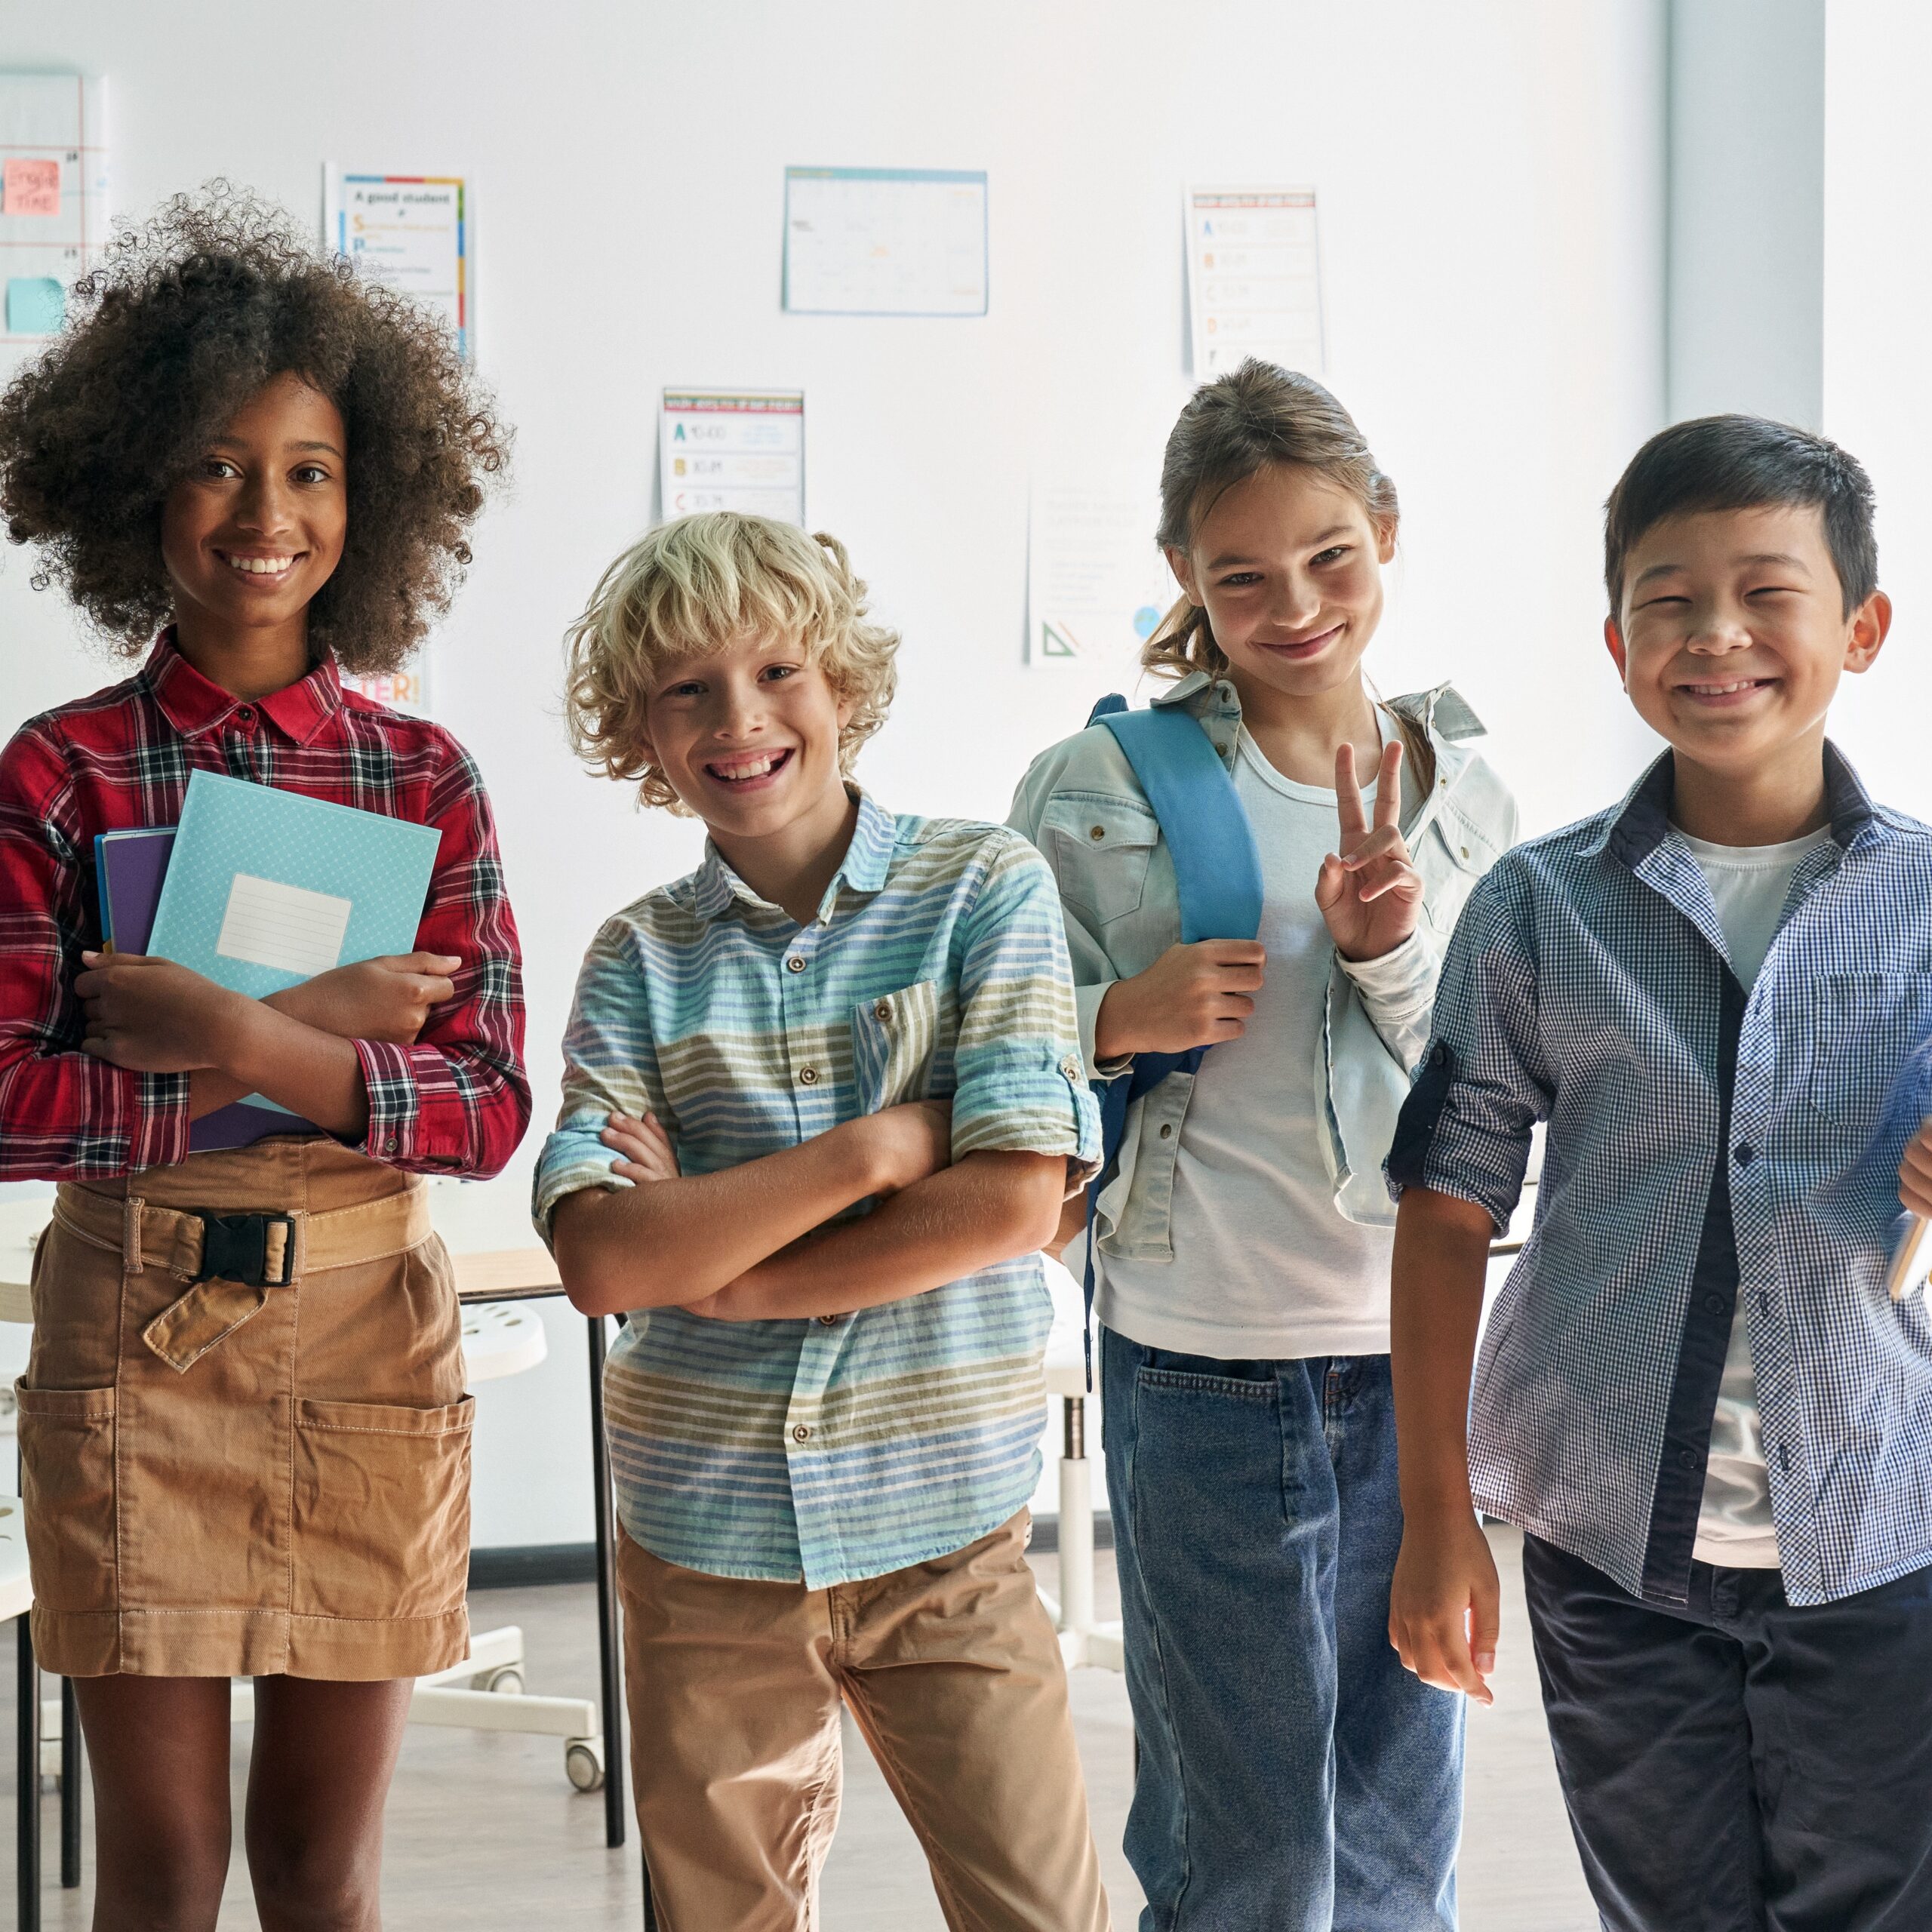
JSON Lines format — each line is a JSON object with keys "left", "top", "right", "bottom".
{"left": 1185, "top": 186, "right": 1324, "bottom": 378}
{"left": 660, "top": 389, "right": 806, "bottom": 525}
{"left": 324, "top": 168, "right": 469, "bottom": 356}
{"left": 0, "top": 74, "right": 109, "bottom": 365}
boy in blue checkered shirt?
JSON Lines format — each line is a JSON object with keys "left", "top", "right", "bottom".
{"left": 1385, "top": 415, "right": 1932, "bottom": 1931}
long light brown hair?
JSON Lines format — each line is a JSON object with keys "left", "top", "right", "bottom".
{"left": 1146, "top": 358, "right": 1432, "bottom": 789}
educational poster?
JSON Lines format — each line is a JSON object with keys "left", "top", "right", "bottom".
{"left": 1027, "top": 482, "right": 1174, "bottom": 672}
{"left": 338, "top": 660, "right": 432, "bottom": 717}
{"left": 324, "top": 168, "right": 469, "bottom": 356}
{"left": 783, "top": 167, "right": 988, "bottom": 317}
{"left": 0, "top": 74, "right": 109, "bottom": 365}
{"left": 1186, "top": 186, "right": 1324, "bottom": 378}
{"left": 660, "top": 390, "right": 806, "bottom": 525}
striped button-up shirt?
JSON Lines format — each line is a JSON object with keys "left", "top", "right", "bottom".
{"left": 1390, "top": 746, "right": 1932, "bottom": 1608}
{"left": 0, "top": 632, "right": 529, "bottom": 1181}
{"left": 534, "top": 792, "right": 1100, "bottom": 1588}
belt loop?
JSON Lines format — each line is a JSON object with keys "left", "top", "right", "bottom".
{"left": 123, "top": 1195, "right": 146, "bottom": 1275}
{"left": 288, "top": 1210, "right": 309, "bottom": 1285}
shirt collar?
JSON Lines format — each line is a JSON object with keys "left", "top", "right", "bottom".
{"left": 142, "top": 628, "right": 344, "bottom": 747}
{"left": 1599, "top": 741, "right": 1879, "bottom": 868}
{"left": 688, "top": 789, "right": 897, "bottom": 924}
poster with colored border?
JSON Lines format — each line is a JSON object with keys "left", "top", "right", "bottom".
{"left": 324, "top": 167, "right": 469, "bottom": 357}
{"left": 1185, "top": 186, "right": 1324, "bottom": 379}
{"left": 783, "top": 167, "right": 988, "bottom": 317}
{"left": 660, "top": 389, "right": 806, "bottom": 526}
{"left": 0, "top": 73, "right": 109, "bottom": 365}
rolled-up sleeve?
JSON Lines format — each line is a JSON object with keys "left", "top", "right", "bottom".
{"left": 354, "top": 743, "right": 530, "bottom": 1179}
{"left": 531, "top": 920, "right": 666, "bottom": 1247}
{"left": 1385, "top": 858, "right": 1549, "bottom": 1233}
{"left": 949, "top": 832, "right": 1101, "bottom": 1191}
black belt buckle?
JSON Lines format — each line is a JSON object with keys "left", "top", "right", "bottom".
{"left": 192, "top": 1211, "right": 296, "bottom": 1287}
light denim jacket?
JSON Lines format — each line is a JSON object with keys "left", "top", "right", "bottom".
{"left": 1008, "top": 671, "right": 1518, "bottom": 1256}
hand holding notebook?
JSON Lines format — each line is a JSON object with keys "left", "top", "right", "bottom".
{"left": 90, "top": 771, "right": 444, "bottom": 1149}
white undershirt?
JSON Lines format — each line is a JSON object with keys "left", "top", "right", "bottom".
{"left": 1097, "top": 718, "right": 1420, "bottom": 1359}
{"left": 1681, "top": 824, "right": 1832, "bottom": 1570}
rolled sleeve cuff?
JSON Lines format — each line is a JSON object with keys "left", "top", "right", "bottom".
{"left": 130, "top": 1071, "right": 192, "bottom": 1171}
{"left": 1075, "top": 980, "right": 1131, "bottom": 1084}
{"left": 352, "top": 1039, "right": 506, "bottom": 1174}
{"left": 530, "top": 1120, "right": 632, "bottom": 1250}
{"left": 1384, "top": 1044, "right": 1527, "bottom": 1235}
{"left": 952, "top": 1048, "right": 1103, "bottom": 1195}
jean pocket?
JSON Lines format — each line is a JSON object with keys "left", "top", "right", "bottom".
{"left": 291, "top": 1395, "right": 472, "bottom": 1621}
{"left": 16, "top": 1381, "right": 117, "bottom": 1614}
{"left": 1135, "top": 1364, "right": 1277, "bottom": 1401}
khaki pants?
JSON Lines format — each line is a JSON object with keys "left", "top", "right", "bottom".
{"left": 618, "top": 1512, "right": 1111, "bottom": 1932}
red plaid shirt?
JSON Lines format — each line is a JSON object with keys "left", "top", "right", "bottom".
{"left": 0, "top": 632, "right": 529, "bottom": 1181}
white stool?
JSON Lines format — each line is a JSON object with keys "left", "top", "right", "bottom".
{"left": 1035, "top": 1259, "right": 1123, "bottom": 1673}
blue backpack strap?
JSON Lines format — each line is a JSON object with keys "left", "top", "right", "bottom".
{"left": 1072, "top": 696, "right": 1264, "bottom": 1383}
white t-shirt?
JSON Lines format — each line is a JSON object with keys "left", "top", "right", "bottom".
{"left": 1096, "top": 718, "right": 1422, "bottom": 1359}
{"left": 1681, "top": 824, "right": 1832, "bottom": 1570}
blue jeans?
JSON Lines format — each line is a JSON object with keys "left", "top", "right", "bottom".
{"left": 1102, "top": 1331, "right": 1463, "bottom": 1931}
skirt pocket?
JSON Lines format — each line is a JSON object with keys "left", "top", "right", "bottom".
{"left": 291, "top": 1395, "right": 473, "bottom": 1623}
{"left": 15, "top": 1382, "right": 117, "bottom": 1615}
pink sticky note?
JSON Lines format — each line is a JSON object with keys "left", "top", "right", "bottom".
{"left": 4, "top": 158, "right": 60, "bottom": 219}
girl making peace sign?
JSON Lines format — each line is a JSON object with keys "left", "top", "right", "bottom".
{"left": 1011, "top": 361, "right": 1517, "bottom": 1931}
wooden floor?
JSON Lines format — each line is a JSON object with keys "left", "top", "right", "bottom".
{"left": 3, "top": 1527, "right": 1596, "bottom": 1929}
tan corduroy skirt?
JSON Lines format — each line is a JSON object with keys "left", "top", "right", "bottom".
{"left": 17, "top": 1137, "right": 472, "bottom": 1681}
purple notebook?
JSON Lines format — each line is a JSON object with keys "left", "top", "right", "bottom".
{"left": 94, "top": 827, "right": 322, "bottom": 1152}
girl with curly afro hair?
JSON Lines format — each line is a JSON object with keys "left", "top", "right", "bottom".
{"left": 0, "top": 187, "right": 530, "bottom": 1927}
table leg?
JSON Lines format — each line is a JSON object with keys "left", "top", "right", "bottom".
{"left": 585, "top": 1314, "right": 628, "bottom": 1854}
{"left": 58, "top": 1677, "right": 78, "bottom": 1887}
{"left": 17, "top": 1615, "right": 39, "bottom": 1932}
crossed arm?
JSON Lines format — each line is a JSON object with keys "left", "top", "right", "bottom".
{"left": 549, "top": 1105, "right": 1069, "bottom": 1321}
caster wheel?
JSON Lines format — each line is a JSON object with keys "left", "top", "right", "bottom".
{"left": 565, "top": 1737, "right": 605, "bottom": 1792}
{"left": 481, "top": 1666, "right": 525, "bottom": 1695}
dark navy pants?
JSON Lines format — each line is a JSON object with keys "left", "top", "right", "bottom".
{"left": 1522, "top": 1532, "right": 1932, "bottom": 1932}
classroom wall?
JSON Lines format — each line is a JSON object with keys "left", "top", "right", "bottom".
{"left": 0, "top": 0, "right": 1667, "bottom": 1546}
{"left": 1820, "top": 0, "right": 1932, "bottom": 824}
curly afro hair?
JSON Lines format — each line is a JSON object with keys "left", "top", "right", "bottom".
{"left": 0, "top": 183, "right": 508, "bottom": 674}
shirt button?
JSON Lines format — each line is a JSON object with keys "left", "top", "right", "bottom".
{"left": 1705, "top": 1294, "right": 1727, "bottom": 1315}
{"left": 786, "top": 955, "right": 807, "bottom": 974}
{"left": 1159, "top": 1123, "right": 1174, "bottom": 1139}
{"left": 236, "top": 705, "right": 255, "bottom": 724}
{"left": 383, "top": 1135, "right": 398, "bottom": 1153}
{"left": 874, "top": 998, "right": 893, "bottom": 1022}
{"left": 1734, "top": 1143, "right": 1755, "bottom": 1165}
{"left": 1089, "top": 825, "right": 1106, "bottom": 841}
{"left": 1060, "top": 1054, "right": 1082, "bottom": 1081}
{"left": 817, "top": 1313, "right": 838, "bottom": 1326}
{"left": 798, "top": 1066, "right": 818, "bottom": 1086}
{"left": 1678, "top": 1449, "right": 1699, "bottom": 1470}
{"left": 792, "top": 1424, "right": 811, "bottom": 1442}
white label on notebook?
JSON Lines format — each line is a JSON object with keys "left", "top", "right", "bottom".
{"left": 215, "top": 873, "right": 352, "bottom": 978}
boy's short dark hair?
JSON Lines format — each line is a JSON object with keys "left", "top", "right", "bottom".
{"left": 1604, "top": 414, "right": 1877, "bottom": 618}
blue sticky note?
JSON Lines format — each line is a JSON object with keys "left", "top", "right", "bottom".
{"left": 5, "top": 276, "right": 63, "bottom": 335}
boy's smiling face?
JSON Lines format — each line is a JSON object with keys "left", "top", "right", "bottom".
{"left": 639, "top": 629, "right": 854, "bottom": 848}
{"left": 1606, "top": 503, "right": 1890, "bottom": 792}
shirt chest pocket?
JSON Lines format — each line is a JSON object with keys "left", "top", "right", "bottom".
{"left": 851, "top": 979, "right": 947, "bottom": 1112}
{"left": 1804, "top": 972, "right": 1932, "bottom": 1136}
{"left": 1038, "top": 797, "right": 1163, "bottom": 927}
{"left": 1419, "top": 811, "right": 1494, "bottom": 937}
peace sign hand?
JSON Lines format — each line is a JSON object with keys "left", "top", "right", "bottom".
{"left": 1315, "top": 740, "right": 1423, "bottom": 962}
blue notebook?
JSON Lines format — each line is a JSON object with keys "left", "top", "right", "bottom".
{"left": 149, "top": 771, "right": 443, "bottom": 997}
